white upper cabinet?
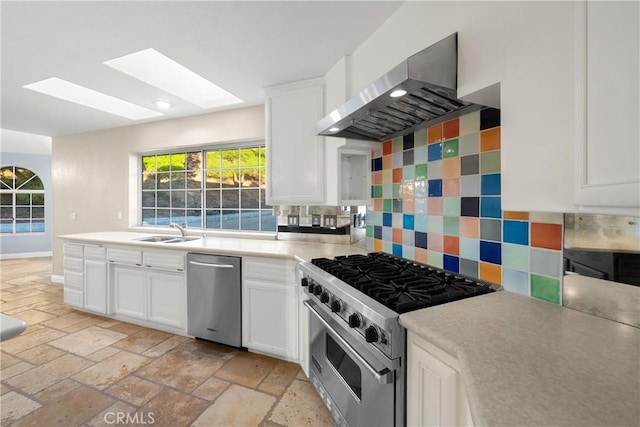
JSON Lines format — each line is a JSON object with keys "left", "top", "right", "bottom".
{"left": 265, "top": 78, "right": 325, "bottom": 205}
{"left": 500, "top": 1, "right": 576, "bottom": 213}
{"left": 574, "top": 1, "right": 640, "bottom": 215}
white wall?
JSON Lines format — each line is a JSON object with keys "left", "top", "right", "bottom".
{"left": 328, "top": 1, "right": 576, "bottom": 212}
{"left": 0, "top": 129, "right": 53, "bottom": 258}
{"left": 1, "top": 129, "right": 52, "bottom": 155}
{"left": 51, "top": 105, "right": 265, "bottom": 275}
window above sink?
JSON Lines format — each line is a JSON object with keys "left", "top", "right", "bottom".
{"left": 139, "top": 142, "right": 277, "bottom": 234}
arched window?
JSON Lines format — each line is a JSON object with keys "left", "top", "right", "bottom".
{"left": 0, "top": 166, "right": 45, "bottom": 233}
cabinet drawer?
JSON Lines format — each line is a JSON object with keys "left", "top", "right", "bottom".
{"left": 243, "top": 257, "right": 296, "bottom": 283}
{"left": 64, "top": 242, "right": 84, "bottom": 258}
{"left": 143, "top": 251, "right": 185, "bottom": 271}
{"left": 63, "top": 257, "right": 84, "bottom": 272}
{"left": 64, "top": 271, "right": 83, "bottom": 290}
{"left": 64, "top": 289, "right": 84, "bottom": 307}
{"left": 107, "top": 248, "right": 142, "bottom": 265}
{"left": 84, "top": 246, "right": 106, "bottom": 260}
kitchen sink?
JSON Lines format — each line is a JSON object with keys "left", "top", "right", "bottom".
{"left": 164, "top": 236, "right": 201, "bottom": 243}
{"left": 135, "top": 235, "right": 176, "bottom": 242}
{"left": 134, "top": 236, "right": 201, "bottom": 244}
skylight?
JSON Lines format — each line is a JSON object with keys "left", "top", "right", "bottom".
{"left": 23, "top": 77, "right": 163, "bottom": 120}
{"left": 104, "top": 48, "right": 243, "bottom": 109}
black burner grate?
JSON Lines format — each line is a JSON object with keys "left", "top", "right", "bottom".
{"left": 311, "top": 252, "right": 495, "bottom": 314}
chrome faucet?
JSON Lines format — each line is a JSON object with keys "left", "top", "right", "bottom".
{"left": 169, "top": 222, "right": 187, "bottom": 237}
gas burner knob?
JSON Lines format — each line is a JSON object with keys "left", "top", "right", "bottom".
{"left": 313, "top": 285, "right": 323, "bottom": 296}
{"left": 330, "top": 299, "right": 342, "bottom": 313}
{"left": 301, "top": 277, "right": 309, "bottom": 287}
{"left": 320, "top": 292, "right": 330, "bottom": 304}
{"left": 307, "top": 282, "right": 315, "bottom": 294}
{"left": 348, "top": 313, "right": 362, "bottom": 328}
{"left": 364, "top": 325, "right": 379, "bottom": 343}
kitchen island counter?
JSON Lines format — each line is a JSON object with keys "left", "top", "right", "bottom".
{"left": 58, "top": 231, "right": 367, "bottom": 262}
{"left": 400, "top": 290, "right": 640, "bottom": 427}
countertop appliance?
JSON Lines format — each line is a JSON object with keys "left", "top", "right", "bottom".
{"left": 187, "top": 253, "right": 242, "bottom": 347}
{"left": 299, "top": 252, "right": 498, "bottom": 426}
{"left": 315, "top": 33, "right": 485, "bottom": 142}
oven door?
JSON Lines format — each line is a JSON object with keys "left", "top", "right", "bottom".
{"left": 305, "top": 300, "right": 397, "bottom": 427}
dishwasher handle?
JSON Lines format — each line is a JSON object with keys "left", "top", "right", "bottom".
{"left": 189, "top": 260, "right": 236, "bottom": 269}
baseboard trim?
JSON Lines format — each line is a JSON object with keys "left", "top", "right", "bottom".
{"left": 51, "top": 275, "right": 64, "bottom": 284}
{"left": 0, "top": 251, "right": 52, "bottom": 260}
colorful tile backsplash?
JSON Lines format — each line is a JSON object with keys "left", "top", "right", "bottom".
{"left": 365, "top": 109, "right": 565, "bottom": 305}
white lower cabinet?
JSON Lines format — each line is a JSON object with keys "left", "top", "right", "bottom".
{"left": 242, "top": 257, "right": 298, "bottom": 360}
{"left": 110, "top": 252, "right": 186, "bottom": 331}
{"left": 63, "top": 245, "right": 84, "bottom": 308}
{"left": 84, "top": 259, "right": 108, "bottom": 314}
{"left": 147, "top": 270, "right": 185, "bottom": 329}
{"left": 63, "top": 242, "right": 108, "bottom": 312}
{"left": 62, "top": 241, "right": 186, "bottom": 334}
{"left": 113, "top": 265, "right": 147, "bottom": 320}
{"left": 111, "top": 265, "right": 186, "bottom": 330}
{"left": 407, "top": 331, "right": 473, "bottom": 427}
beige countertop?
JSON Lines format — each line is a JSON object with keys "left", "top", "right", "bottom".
{"left": 58, "top": 231, "right": 367, "bottom": 262}
{"left": 400, "top": 291, "right": 640, "bottom": 427}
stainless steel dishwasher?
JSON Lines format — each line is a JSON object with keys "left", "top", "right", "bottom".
{"left": 187, "top": 253, "right": 241, "bottom": 347}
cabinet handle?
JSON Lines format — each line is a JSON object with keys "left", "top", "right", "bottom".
{"left": 189, "top": 260, "right": 235, "bottom": 269}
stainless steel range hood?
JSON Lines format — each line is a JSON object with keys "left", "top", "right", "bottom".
{"left": 316, "top": 33, "right": 485, "bottom": 142}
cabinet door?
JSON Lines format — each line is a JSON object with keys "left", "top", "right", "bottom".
{"left": 148, "top": 270, "right": 185, "bottom": 329}
{"left": 84, "top": 260, "right": 107, "bottom": 314}
{"left": 266, "top": 78, "right": 325, "bottom": 205}
{"left": 407, "top": 332, "right": 472, "bottom": 427}
{"left": 575, "top": 1, "right": 640, "bottom": 213}
{"left": 501, "top": 1, "right": 576, "bottom": 212}
{"left": 243, "top": 279, "right": 297, "bottom": 359}
{"left": 113, "top": 265, "right": 147, "bottom": 319}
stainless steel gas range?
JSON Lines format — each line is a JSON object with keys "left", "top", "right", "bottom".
{"left": 299, "top": 252, "right": 499, "bottom": 427}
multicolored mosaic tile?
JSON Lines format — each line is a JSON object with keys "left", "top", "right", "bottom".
{"left": 366, "top": 109, "right": 565, "bottom": 305}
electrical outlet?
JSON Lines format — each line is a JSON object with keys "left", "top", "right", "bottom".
{"left": 70, "top": 212, "right": 77, "bottom": 221}
{"left": 117, "top": 211, "right": 123, "bottom": 220}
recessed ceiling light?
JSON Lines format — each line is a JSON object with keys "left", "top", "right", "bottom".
{"left": 23, "top": 77, "right": 163, "bottom": 120}
{"left": 153, "top": 100, "right": 173, "bottom": 109}
{"left": 390, "top": 89, "right": 407, "bottom": 98}
{"left": 104, "top": 48, "right": 243, "bottom": 109}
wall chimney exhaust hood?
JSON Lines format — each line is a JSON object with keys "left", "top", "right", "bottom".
{"left": 316, "top": 33, "right": 485, "bottom": 142}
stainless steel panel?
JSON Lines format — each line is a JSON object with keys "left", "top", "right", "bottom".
{"left": 187, "top": 253, "right": 241, "bottom": 347}
{"left": 563, "top": 274, "right": 640, "bottom": 328}
{"left": 315, "top": 33, "right": 486, "bottom": 142}
{"left": 308, "top": 301, "right": 402, "bottom": 426}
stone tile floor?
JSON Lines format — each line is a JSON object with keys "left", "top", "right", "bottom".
{"left": 0, "top": 257, "right": 333, "bottom": 426}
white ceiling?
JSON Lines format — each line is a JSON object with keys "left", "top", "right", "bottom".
{"left": 1, "top": 1, "right": 403, "bottom": 137}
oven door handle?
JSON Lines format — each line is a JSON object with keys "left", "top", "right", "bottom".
{"left": 304, "top": 300, "right": 393, "bottom": 385}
